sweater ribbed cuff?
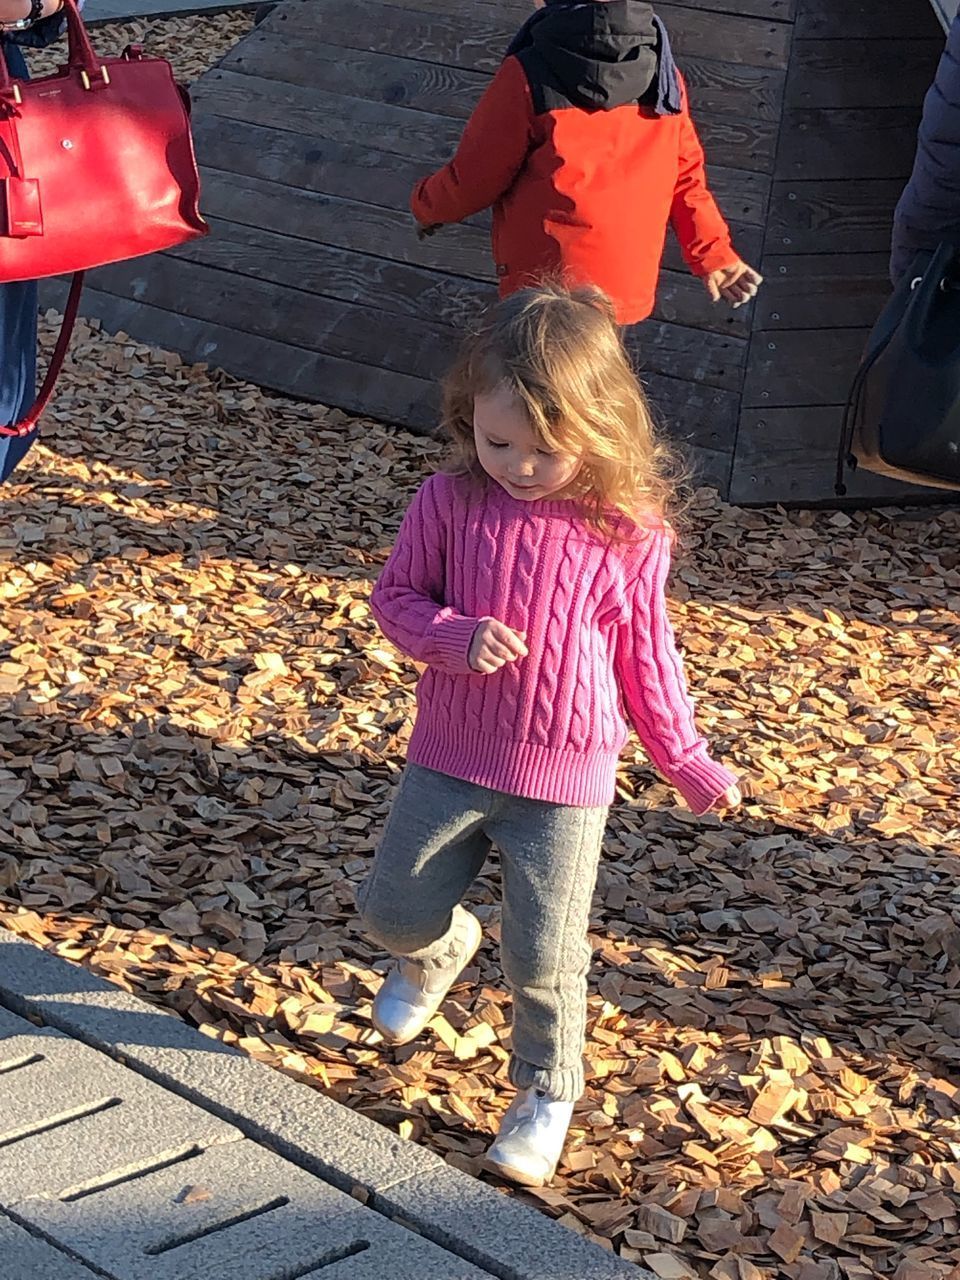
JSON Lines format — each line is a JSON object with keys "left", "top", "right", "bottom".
{"left": 426, "top": 614, "right": 483, "bottom": 674}
{"left": 663, "top": 746, "right": 738, "bottom": 815}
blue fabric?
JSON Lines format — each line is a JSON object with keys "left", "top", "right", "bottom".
{"left": 892, "top": 14, "right": 960, "bottom": 282}
{"left": 1, "top": 16, "right": 66, "bottom": 482}
{"left": 0, "top": 39, "right": 40, "bottom": 480}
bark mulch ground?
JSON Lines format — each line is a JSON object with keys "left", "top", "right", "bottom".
{"left": 0, "top": 315, "right": 958, "bottom": 1280}
{"left": 4, "top": 13, "right": 960, "bottom": 1280}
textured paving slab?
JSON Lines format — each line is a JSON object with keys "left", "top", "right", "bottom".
{"left": 0, "top": 1212, "right": 101, "bottom": 1280}
{"left": 15, "top": 1139, "right": 493, "bottom": 1280}
{"left": 0, "top": 1004, "right": 238, "bottom": 1202}
{"left": 0, "top": 929, "right": 648, "bottom": 1279}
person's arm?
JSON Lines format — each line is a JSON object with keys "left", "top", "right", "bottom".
{"left": 370, "top": 478, "right": 484, "bottom": 674}
{"left": 614, "top": 529, "right": 738, "bottom": 814}
{"left": 669, "top": 77, "right": 762, "bottom": 307}
{"left": 411, "top": 55, "right": 534, "bottom": 228}
{"left": 891, "top": 13, "right": 960, "bottom": 283}
{"left": 0, "top": 0, "right": 70, "bottom": 49}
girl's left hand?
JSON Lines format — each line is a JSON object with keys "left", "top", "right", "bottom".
{"left": 711, "top": 784, "right": 742, "bottom": 812}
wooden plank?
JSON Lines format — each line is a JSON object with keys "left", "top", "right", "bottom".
{"left": 264, "top": 0, "right": 508, "bottom": 75}
{"left": 741, "top": 327, "right": 866, "bottom": 407}
{"left": 688, "top": 114, "right": 778, "bottom": 172}
{"left": 729, "top": 407, "right": 946, "bottom": 504}
{"left": 86, "top": 256, "right": 461, "bottom": 383}
{"left": 173, "top": 215, "right": 495, "bottom": 332}
{"left": 221, "top": 33, "right": 780, "bottom": 170}
{"left": 765, "top": 179, "right": 903, "bottom": 254}
{"left": 191, "top": 70, "right": 465, "bottom": 166}
{"left": 702, "top": 168, "right": 771, "bottom": 228}
{"left": 681, "top": 57, "right": 784, "bottom": 125}
{"left": 645, "top": 372, "right": 740, "bottom": 453}
{"left": 674, "top": 445, "right": 733, "bottom": 493}
{"left": 654, "top": 268, "right": 752, "bottom": 333}
{"left": 786, "top": 39, "right": 942, "bottom": 110}
{"left": 42, "top": 283, "right": 441, "bottom": 432}
{"left": 199, "top": 168, "right": 494, "bottom": 280}
{"left": 206, "top": 45, "right": 783, "bottom": 142}
{"left": 777, "top": 107, "right": 924, "bottom": 181}
{"left": 193, "top": 114, "right": 432, "bottom": 213}
{"left": 265, "top": 0, "right": 793, "bottom": 71}
{"left": 655, "top": 0, "right": 794, "bottom": 18}
{"left": 341, "top": 0, "right": 795, "bottom": 26}
{"left": 795, "top": 0, "right": 942, "bottom": 40}
{"left": 754, "top": 253, "right": 891, "bottom": 329}
{"left": 220, "top": 31, "right": 490, "bottom": 121}
{"left": 630, "top": 322, "right": 747, "bottom": 392}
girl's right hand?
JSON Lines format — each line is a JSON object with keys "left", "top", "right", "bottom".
{"left": 469, "top": 619, "right": 528, "bottom": 674}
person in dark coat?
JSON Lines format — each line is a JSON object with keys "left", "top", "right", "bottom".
{"left": 0, "top": 0, "right": 68, "bottom": 482}
{"left": 891, "top": 11, "right": 960, "bottom": 283}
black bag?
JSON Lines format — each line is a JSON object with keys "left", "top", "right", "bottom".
{"left": 836, "top": 242, "right": 960, "bottom": 495}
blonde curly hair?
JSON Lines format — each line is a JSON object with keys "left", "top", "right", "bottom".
{"left": 441, "top": 282, "right": 684, "bottom": 532}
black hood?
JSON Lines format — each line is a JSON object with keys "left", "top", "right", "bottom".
{"left": 508, "top": 1, "right": 670, "bottom": 112}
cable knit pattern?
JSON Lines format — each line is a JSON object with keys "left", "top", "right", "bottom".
{"left": 371, "top": 472, "right": 736, "bottom": 811}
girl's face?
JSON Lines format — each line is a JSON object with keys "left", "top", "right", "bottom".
{"left": 473, "top": 385, "right": 583, "bottom": 502}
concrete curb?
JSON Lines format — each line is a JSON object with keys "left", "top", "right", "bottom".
{"left": 0, "top": 929, "right": 648, "bottom": 1280}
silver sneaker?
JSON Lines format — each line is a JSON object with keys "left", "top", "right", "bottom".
{"left": 372, "top": 907, "right": 482, "bottom": 1046}
{"left": 484, "top": 1087, "right": 575, "bottom": 1187}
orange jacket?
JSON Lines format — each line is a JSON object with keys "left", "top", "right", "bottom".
{"left": 411, "top": 5, "right": 735, "bottom": 325}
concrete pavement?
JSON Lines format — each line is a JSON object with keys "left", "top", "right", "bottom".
{"left": 0, "top": 928, "right": 648, "bottom": 1280}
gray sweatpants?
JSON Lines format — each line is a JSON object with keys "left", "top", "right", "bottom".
{"left": 357, "top": 764, "right": 608, "bottom": 1101}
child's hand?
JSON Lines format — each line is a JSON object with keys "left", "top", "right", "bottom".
{"left": 711, "top": 784, "right": 742, "bottom": 812}
{"left": 469, "top": 620, "right": 528, "bottom": 674}
{"left": 414, "top": 217, "right": 442, "bottom": 242}
{"left": 703, "top": 261, "right": 762, "bottom": 309}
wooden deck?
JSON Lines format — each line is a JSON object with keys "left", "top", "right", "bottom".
{"left": 50, "top": 0, "right": 949, "bottom": 504}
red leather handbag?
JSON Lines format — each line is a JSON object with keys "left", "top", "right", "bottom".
{"left": 0, "top": 0, "right": 208, "bottom": 437}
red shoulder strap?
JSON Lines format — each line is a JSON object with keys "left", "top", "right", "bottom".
{"left": 0, "top": 271, "right": 85, "bottom": 439}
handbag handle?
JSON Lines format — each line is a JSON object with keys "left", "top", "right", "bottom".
{"left": 0, "top": 0, "right": 102, "bottom": 101}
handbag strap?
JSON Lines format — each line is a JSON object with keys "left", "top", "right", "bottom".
{"left": 0, "top": 271, "right": 84, "bottom": 438}
{"left": 0, "top": 0, "right": 103, "bottom": 100}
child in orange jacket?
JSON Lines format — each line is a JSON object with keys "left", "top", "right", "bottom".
{"left": 411, "top": 0, "right": 761, "bottom": 324}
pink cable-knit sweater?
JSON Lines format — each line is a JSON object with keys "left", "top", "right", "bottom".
{"left": 371, "top": 472, "right": 736, "bottom": 811}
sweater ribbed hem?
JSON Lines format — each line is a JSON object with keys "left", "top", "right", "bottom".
{"left": 427, "top": 615, "right": 483, "bottom": 673}
{"left": 408, "top": 720, "right": 620, "bottom": 808}
{"left": 665, "top": 747, "right": 738, "bottom": 815}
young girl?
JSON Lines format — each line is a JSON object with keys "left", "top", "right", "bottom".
{"left": 359, "top": 285, "right": 740, "bottom": 1188}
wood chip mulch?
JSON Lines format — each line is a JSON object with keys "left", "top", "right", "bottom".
{"left": 6, "top": 18, "right": 960, "bottom": 1278}
{"left": 26, "top": 8, "right": 255, "bottom": 83}
{"left": 0, "top": 313, "right": 958, "bottom": 1280}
